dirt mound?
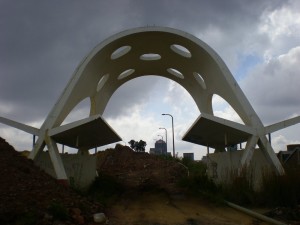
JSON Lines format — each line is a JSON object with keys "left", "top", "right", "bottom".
{"left": 96, "top": 144, "right": 188, "bottom": 193}
{"left": 265, "top": 206, "right": 300, "bottom": 224}
{"left": 0, "top": 137, "right": 102, "bottom": 225}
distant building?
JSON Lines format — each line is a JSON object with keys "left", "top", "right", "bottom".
{"left": 149, "top": 139, "right": 167, "bottom": 155}
{"left": 183, "top": 153, "right": 194, "bottom": 161}
{"left": 287, "top": 144, "right": 300, "bottom": 152}
{"left": 277, "top": 151, "right": 293, "bottom": 163}
{"left": 277, "top": 144, "right": 300, "bottom": 170}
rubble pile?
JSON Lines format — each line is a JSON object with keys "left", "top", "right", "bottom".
{"left": 0, "top": 137, "right": 102, "bottom": 225}
{"left": 96, "top": 144, "right": 187, "bottom": 193}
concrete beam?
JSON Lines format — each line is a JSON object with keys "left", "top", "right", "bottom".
{"left": 183, "top": 113, "right": 255, "bottom": 149}
{"left": 0, "top": 116, "right": 39, "bottom": 135}
{"left": 48, "top": 115, "right": 121, "bottom": 149}
{"left": 265, "top": 115, "right": 300, "bottom": 134}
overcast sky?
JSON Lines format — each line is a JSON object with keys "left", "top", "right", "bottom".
{"left": 0, "top": 0, "right": 299, "bottom": 159}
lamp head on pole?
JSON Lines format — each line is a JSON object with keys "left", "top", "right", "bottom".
{"left": 162, "top": 113, "right": 173, "bottom": 118}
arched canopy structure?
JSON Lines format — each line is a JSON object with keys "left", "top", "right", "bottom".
{"left": 3, "top": 27, "right": 299, "bottom": 180}
{"left": 40, "top": 27, "right": 260, "bottom": 127}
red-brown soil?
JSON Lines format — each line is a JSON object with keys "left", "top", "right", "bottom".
{"left": 96, "top": 144, "right": 187, "bottom": 193}
{"left": 95, "top": 145, "right": 300, "bottom": 225}
{"left": 0, "top": 137, "right": 102, "bottom": 225}
{"left": 1, "top": 137, "right": 298, "bottom": 225}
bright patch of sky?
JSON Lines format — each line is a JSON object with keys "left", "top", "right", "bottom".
{"left": 234, "top": 54, "right": 261, "bottom": 80}
{"left": 101, "top": 76, "right": 202, "bottom": 158}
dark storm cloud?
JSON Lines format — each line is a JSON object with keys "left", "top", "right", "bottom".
{"left": 0, "top": 0, "right": 288, "bottom": 125}
{"left": 103, "top": 76, "right": 169, "bottom": 119}
{"left": 133, "top": 0, "right": 284, "bottom": 33}
{"left": 103, "top": 78, "right": 152, "bottom": 119}
{"left": 0, "top": 0, "right": 137, "bottom": 122}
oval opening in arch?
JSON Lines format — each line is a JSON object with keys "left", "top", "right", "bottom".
{"left": 111, "top": 45, "right": 131, "bottom": 60}
{"left": 212, "top": 94, "right": 244, "bottom": 124}
{"left": 118, "top": 69, "right": 135, "bottom": 80}
{"left": 193, "top": 72, "right": 206, "bottom": 90}
{"left": 167, "top": 68, "right": 184, "bottom": 79}
{"left": 97, "top": 74, "right": 109, "bottom": 92}
{"left": 170, "top": 44, "right": 192, "bottom": 58}
{"left": 140, "top": 53, "right": 161, "bottom": 61}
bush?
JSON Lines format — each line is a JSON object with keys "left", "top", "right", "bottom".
{"left": 257, "top": 169, "right": 300, "bottom": 207}
{"left": 178, "top": 160, "right": 300, "bottom": 208}
{"left": 219, "top": 168, "right": 300, "bottom": 207}
{"left": 221, "top": 176, "right": 255, "bottom": 205}
{"left": 177, "top": 159, "right": 223, "bottom": 203}
{"left": 88, "top": 174, "right": 124, "bottom": 206}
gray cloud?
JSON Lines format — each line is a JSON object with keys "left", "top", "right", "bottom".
{"left": 0, "top": 0, "right": 295, "bottom": 126}
{"left": 103, "top": 76, "right": 164, "bottom": 119}
{"left": 0, "top": 0, "right": 137, "bottom": 123}
{"left": 241, "top": 46, "right": 300, "bottom": 124}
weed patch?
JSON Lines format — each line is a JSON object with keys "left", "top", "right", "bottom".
{"left": 257, "top": 169, "right": 300, "bottom": 207}
{"left": 88, "top": 174, "right": 124, "bottom": 206}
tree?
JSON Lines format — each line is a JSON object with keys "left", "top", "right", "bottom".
{"left": 136, "top": 140, "right": 146, "bottom": 152}
{"left": 128, "top": 139, "right": 147, "bottom": 152}
{"left": 128, "top": 140, "right": 136, "bottom": 149}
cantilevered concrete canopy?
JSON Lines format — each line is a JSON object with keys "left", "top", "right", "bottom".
{"left": 2, "top": 26, "right": 299, "bottom": 181}
{"left": 182, "top": 113, "right": 255, "bottom": 149}
{"left": 48, "top": 115, "right": 121, "bottom": 149}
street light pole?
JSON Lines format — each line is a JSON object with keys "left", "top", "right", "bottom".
{"left": 162, "top": 113, "right": 175, "bottom": 157}
{"left": 159, "top": 127, "right": 167, "bottom": 152}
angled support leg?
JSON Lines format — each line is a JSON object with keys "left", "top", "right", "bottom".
{"left": 258, "top": 135, "right": 285, "bottom": 175}
{"left": 29, "top": 134, "right": 46, "bottom": 160}
{"left": 45, "top": 135, "right": 68, "bottom": 181}
{"left": 240, "top": 135, "right": 259, "bottom": 168}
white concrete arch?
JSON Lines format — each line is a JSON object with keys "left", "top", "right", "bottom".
{"left": 24, "top": 26, "right": 290, "bottom": 180}
{"left": 54, "top": 27, "right": 258, "bottom": 125}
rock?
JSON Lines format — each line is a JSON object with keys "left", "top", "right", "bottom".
{"left": 73, "top": 214, "right": 85, "bottom": 224}
{"left": 93, "top": 212, "right": 107, "bottom": 223}
{"left": 70, "top": 207, "right": 82, "bottom": 216}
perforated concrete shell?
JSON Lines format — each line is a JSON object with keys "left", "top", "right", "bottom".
{"left": 28, "top": 27, "right": 287, "bottom": 179}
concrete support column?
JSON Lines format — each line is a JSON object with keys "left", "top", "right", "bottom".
{"left": 45, "top": 135, "right": 68, "bottom": 180}
{"left": 29, "top": 134, "right": 46, "bottom": 160}
{"left": 258, "top": 135, "right": 285, "bottom": 175}
{"left": 77, "top": 147, "right": 90, "bottom": 155}
{"left": 240, "top": 135, "right": 259, "bottom": 168}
